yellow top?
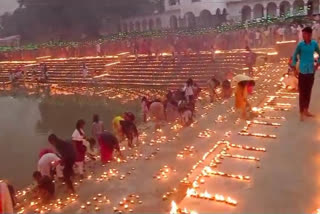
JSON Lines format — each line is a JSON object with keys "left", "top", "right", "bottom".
{"left": 112, "top": 116, "right": 124, "bottom": 132}
{"left": 235, "top": 84, "right": 248, "bottom": 109}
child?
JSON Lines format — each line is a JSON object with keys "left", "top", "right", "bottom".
{"left": 283, "top": 57, "right": 298, "bottom": 91}
{"left": 82, "top": 63, "right": 88, "bottom": 78}
{"left": 72, "top": 120, "right": 87, "bottom": 178}
{"left": 235, "top": 81, "right": 254, "bottom": 119}
{"left": 120, "top": 120, "right": 139, "bottom": 148}
{"left": 141, "top": 97, "right": 149, "bottom": 123}
{"left": 32, "top": 171, "right": 55, "bottom": 203}
{"left": 180, "top": 107, "right": 193, "bottom": 127}
{"left": 222, "top": 80, "right": 232, "bottom": 99}
{"left": 207, "top": 77, "right": 220, "bottom": 103}
{"left": 282, "top": 71, "right": 298, "bottom": 91}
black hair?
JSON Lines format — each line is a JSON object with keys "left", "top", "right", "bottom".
{"left": 33, "top": 171, "right": 42, "bottom": 179}
{"left": 222, "top": 80, "right": 231, "bottom": 88}
{"left": 48, "top": 134, "right": 58, "bottom": 143}
{"left": 93, "top": 114, "right": 99, "bottom": 123}
{"left": 186, "top": 78, "right": 193, "bottom": 86}
{"left": 76, "top": 119, "right": 85, "bottom": 135}
{"left": 302, "top": 26, "right": 313, "bottom": 34}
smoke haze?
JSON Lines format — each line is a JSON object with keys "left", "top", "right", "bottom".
{"left": 0, "top": 0, "right": 18, "bottom": 15}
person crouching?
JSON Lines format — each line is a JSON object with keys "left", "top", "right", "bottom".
{"left": 235, "top": 81, "right": 254, "bottom": 120}
{"left": 99, "top": 131, "right": 123, "bottom": 163}
{"left": 32, "top": 171, "right": 55, "bottom": 203}
{"left": 179, "top": 106, "right": 193, "bottom": 127}
{"left": 120, "top": 120, "right": 139, "bottom": 148}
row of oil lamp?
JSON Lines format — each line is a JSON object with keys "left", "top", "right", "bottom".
{"left": 175, "top": 137, "right": 268, "bottom": 211}
{"left": 186, "top": 188, "right": 237, "bottom": 206}
{"left": 175, "top": 83, "right": 296, "bottom": 212}
{"left": 171, "top": 74, "right": 295, "bottom": 211}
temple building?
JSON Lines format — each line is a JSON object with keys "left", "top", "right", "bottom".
{"left": 120, "top": 0, "right": 320, "bottom": 32}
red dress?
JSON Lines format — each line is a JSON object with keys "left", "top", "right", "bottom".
{"left": 100, "top": 143, "right": 113, "bottom": 163}
{"left": 99, "top": 132, "right": 119, "bottom": 163}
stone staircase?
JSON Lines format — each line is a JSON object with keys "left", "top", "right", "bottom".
{"left": 25, "top": 56, "right": 119, "bottom": 85}
{"left": 97, "top": 52, "right": 249, "bottom": 88}
{"left": 0, "top": 51, "right": 267, "bottom": 89}
{"left": 0, "top": 61, "right": 36, "bottom": 84}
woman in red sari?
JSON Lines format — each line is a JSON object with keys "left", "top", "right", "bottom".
{"left": 99, "top": 131, "right": 122, "bottom": 163}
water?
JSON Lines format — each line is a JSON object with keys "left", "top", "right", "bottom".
{"left": 0, "top": 93, "right": 139, "bottom": 189}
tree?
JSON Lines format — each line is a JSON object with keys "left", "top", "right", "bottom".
{"left": 1, "top": 0, "right": 163, "bottom": 42}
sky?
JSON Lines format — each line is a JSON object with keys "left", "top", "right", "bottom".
{"left": 0, "top": 0, "right": 19, "bottom": 15}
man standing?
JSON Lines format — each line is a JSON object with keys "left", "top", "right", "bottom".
{"left": 292, "top": 27, "right": 320, "bottom": 121}
{"left": 207, "top": 77, "right": 220, "bottom": 103}
{"left": 245, "top": 46, "right": 255, "bottom": 77}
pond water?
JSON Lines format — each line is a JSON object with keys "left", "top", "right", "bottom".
{"left": 0, "top": 92, "right": 139, "bottom": 189}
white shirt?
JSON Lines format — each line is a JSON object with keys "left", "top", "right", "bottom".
{"left": 82, "top": 67, "right": 88, "bottom": 77}
{"left": 72, "top": 129, "right": 85, "bottom": 142}
{"left": 183, "top": 84, "right": 194, "bottom": 96}
{"left": 277, "top": 28, "right": 285, "bottom": 36}
{"left": 38, "top": 153, "right": 60, "bottom": 177}
{"left": 182, "top": 110, "right": 192, "bottom": 124}
{"left": 141, "top": 101, "right": 149, "bottom": 113}
{"left": 255, "top": 32, "right": 260, "bottom": 40}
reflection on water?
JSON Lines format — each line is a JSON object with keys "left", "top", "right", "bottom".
{"left": 0, "top": 92, "right": 139, "bottom": 188}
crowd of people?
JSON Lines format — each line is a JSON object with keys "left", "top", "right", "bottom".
{"left": 0, "top": 68, "right": 259, "bottom": 212}
{"left": 1, "top": 18, "right": 320, "bottom": 61}
{"left": 2, "top": 17, "right": 320, "bottom": 213}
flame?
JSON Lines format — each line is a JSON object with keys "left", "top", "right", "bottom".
{"left": 186, "top": 188, "right": 197, "bottom": 197}
{"left": 215, "top": 194, "right": 225, "bottom": 201}
{"left": 192, "top": 181, "right": 199, "bottom": 188}
{"left": 201, "top": 190, "right": 211, "bottom": 198}
{"left": 267, "top": 52, "right": 278, "bottom": 56}
{"left": 276, "top": 40, "right": 296, "bottom": 44}
{"left": 251, "top": 107, "right": 261, "bottom": 112}
{"left": 226, "top": 197, "right": 237, "bottom": 205}
{"left": 170, "top": 201, "right": 178, "bottom": 214}
{"left": 105, "top": 61, "right": 120, "bottom": 67}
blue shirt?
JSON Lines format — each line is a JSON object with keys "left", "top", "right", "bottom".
{"left": 292, "top": 40, "right": 320, "bottom": 74}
